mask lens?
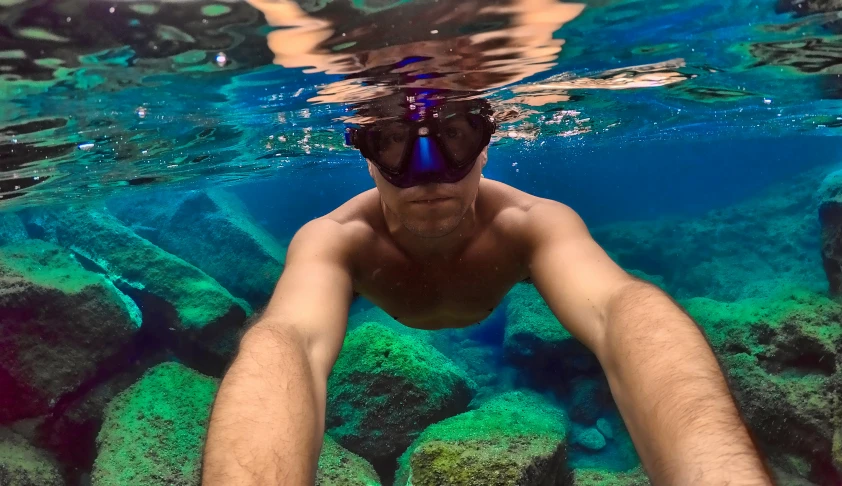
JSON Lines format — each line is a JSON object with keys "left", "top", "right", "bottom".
{"left": 364, "top": 122, "right": 413, "bottom": 172}
{"left": 437, "top": 114, "right": 486, "bottom": 167}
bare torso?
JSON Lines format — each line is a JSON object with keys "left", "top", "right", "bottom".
{"left": 325, "top": 179, "right": 539, "bottom": 330}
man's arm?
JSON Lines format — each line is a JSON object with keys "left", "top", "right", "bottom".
{"left": 524, "top": 200, "right": 772, "bottom": 486}
{"left": 202, "top": 219, "right": 354, "bottom": 486}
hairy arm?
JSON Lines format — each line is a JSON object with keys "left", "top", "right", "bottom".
{"left": 202, "top": 219, "right": 354, "bottom": 486}
{"left": 525, "top": 200, "right": 772, "bottom": 485}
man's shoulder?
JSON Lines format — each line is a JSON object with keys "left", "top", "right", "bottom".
{"left": 296, "top": 189, "right": 379, "bottom": 248}
{"left": 480, "top": 179, "right": 581, "bottom": 233}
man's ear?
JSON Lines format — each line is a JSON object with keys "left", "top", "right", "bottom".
{"left": 367, "top": 160, "right": 376, "bottom": 180}
{"left": 480, "top": 147, "right": 489, "bottom": 169}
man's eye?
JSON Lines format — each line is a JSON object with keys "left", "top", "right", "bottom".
{"left": 445, "top": 127, "right": 461, "bottom": 138}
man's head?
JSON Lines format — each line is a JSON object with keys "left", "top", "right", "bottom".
{"left": 346, "top": 94, "right": 496, "bottom": 238}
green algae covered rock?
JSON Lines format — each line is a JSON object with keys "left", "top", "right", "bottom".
{"left": 318, "top": 435, "right": 382, "bottom": 486}
{"left": 327, "top": 322, "right": 476, "bottom": 467}
{"left": 28, "top": 208, "right": 250, "bottom": 371}
{"left": 395, "top": 391, "right": 569, "bottom": 486}
{"left": 0, "top": 428, "right": 63, "bottom": 486}
{"left": 92, "top": 361, "right": 382, "bottom": 486}
{"left": 571, "top": 466, "right": 650, "bottom": 486}
{"left": 0, "top": 240, "right": 140, "bottom": 422}
{"left": 503, "top": 283, "right": 597, "bottom": 383}
{"left": 108, "top": 189, "right": 285, "bottom": 309}
{"left": 684, "top": 288, "right": 842, "bottom": 483}
{"left": 91, "top": 362, "right": 217, "bottom": 486}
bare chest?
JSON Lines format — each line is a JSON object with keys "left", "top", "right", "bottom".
{"left": 352, "top": 241, "right": 528, "bottom": 330}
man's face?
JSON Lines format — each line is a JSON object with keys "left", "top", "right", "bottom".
{"left": 369, "top": 147, "right": 488, "bottom": 238}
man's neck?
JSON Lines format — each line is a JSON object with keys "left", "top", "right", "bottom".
{"left": 381, "top": 199, "right": 479, "bottom": 263}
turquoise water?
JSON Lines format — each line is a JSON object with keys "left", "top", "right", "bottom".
{"left": 1, "top": 0, "right": 842, "bottom": 485}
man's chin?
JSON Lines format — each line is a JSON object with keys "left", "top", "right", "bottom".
{"left": 403, "top": 218, "right": 461, "bottom": 239}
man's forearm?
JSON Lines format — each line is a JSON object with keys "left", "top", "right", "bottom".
{"left": 202, "top": 325, "right": 324, "bottom": 485}
{"left": 600, "top": 281, "right": 772, "bottom": 485}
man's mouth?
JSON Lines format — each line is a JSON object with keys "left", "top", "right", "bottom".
{"left": 411, "top": 197, "right": 452, "bottom": 204}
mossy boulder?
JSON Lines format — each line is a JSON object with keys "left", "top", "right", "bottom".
{"left": 27, "top": 208, "right": 250, "bottom": 373}
{"left": 0, "top": 240, "right": 140, "bottom": 422}
{"left": 91, "top": 362, "right": 217, "bottom": 486}
{"left": 92, "top": 361, "right": 381, "bottom": 486}
{"left": 503, "top": 283, "right": 597, "bottom": 386}
{"left": 395, "top": 391, "right": 569, "bottom": 486}
{"left": 0, "top": 428, "right": 63, "bottom": 486}
{"left": 108, "top": 189, "right": 285, "bottom": 309}
{"left": 684, "top": 288, "right": 841, "bottom": 484}
{"left": 36, "top": 355, "right": 164, "bottom": 473}
{"left": 571, "top": 466, "right": 650, "bottom": 486}
{"left": 327, "top": 323, "right": 476, "bottom": 469}
{"left": 318, "top": 435, "right": 382, "bottom": 486}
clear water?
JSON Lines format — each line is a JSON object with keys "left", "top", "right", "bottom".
{"left": 1, "top": 0, "right": 841, "bottom": 485}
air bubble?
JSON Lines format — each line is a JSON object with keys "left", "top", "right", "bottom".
{"left": 215, "top": 52, "right": 228, "bottom": 67}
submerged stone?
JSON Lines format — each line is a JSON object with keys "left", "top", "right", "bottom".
{"left": 503, "top": 283, "right": 597, "bottom": 386}
{"left": 36, "top": 354, "right": 165, "bottom": 473}
{"left": 27, "top": 208, "right": 250, "bottom": 373}
{"left": 318, "top": 435, "right": 382, "bottom": 486}
{"left": 0, "top": 427, "right": 63, "bottom": 486}
{"left": 108, "top": 189, "right": 285, "bottom": 309}
{"left": 0, "top": 240, "right": 140, "bottom": 422}
{"left": 92, "top": 362, "right": 380, "bottom": 486}
{"left": 91, "top": 362, "right": 217, "bottom": 486}
{"left": 327, "top": 322, "right": 476, "bottom": 470}
{"left": 595, "top": 418, "right": 613, "bottom": 440}
{"left": 685, "top": 289, "right": 842, "bottom": 484}
{"left": 395, "top": 391, "right": 569, "bottom": 486}
{"left": 573, "top": 428, "right": 606, "bottom": 452}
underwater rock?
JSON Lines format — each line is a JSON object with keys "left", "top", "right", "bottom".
{"left": 593, "top": 168, "right": 826, "bottom": 301}
{"left": 108, "top": 189, "right": 285, "bottom": 309}
{"left": 503, "top": 283, "right": 597, "bottom": 386}
{"left": 573, "top": 428, "right": 606, "bottom": 452}
{"left": 326, "top": 322, "right": 476, "bottom": 471}
{"left": 92, "top": 361, "right": 381, "bottom": 486}
{"left": 0, "top": 427, "right": 63, "bottom": 486}
{"left": 818, "top": 169, "right": 842, "bottom": 295}
{"left": 394, "top": 391, "right": 569, "bottom": 486}
{"left": 27, "top": 208, "right": 250, "bottom": 373}
{"left": 36, "top": 353, "right": 165, "bottom": 474}
{"left": 0, "top": 240, "right": 140, "bottom": 423}
{"left": 595, "top": 418, "right": 613, "bottom": 440}
{"left": 91, "top": 362, "right": 217, "bottom": 486}
{"left": 317, "top": 435, "right": 382, "bottom": 486}
{"left": 0, "top": 212, "right": 27, "bottom": 246}
{"left": 570, "top": 465, "right": 650, "bottom": 486}
{"left": 685, "top": 289, "right": 841, "bottom": 483}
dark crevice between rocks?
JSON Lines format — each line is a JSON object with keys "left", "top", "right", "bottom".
{"left": 67, "top": 249, "right": 244, "bottom": 377}
{"left": 757, "top": 350, "right": 836, "bottom": 377}
{"left": 115, "top": 284, "right": 241, "bottom": 377}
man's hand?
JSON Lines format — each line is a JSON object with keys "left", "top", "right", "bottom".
{"left": 524, "top": 200, "right": 772, "bottom": 485}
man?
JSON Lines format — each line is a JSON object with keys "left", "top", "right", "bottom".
{"left": 202, "top": 94, "right": 773, "bottom": 485}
